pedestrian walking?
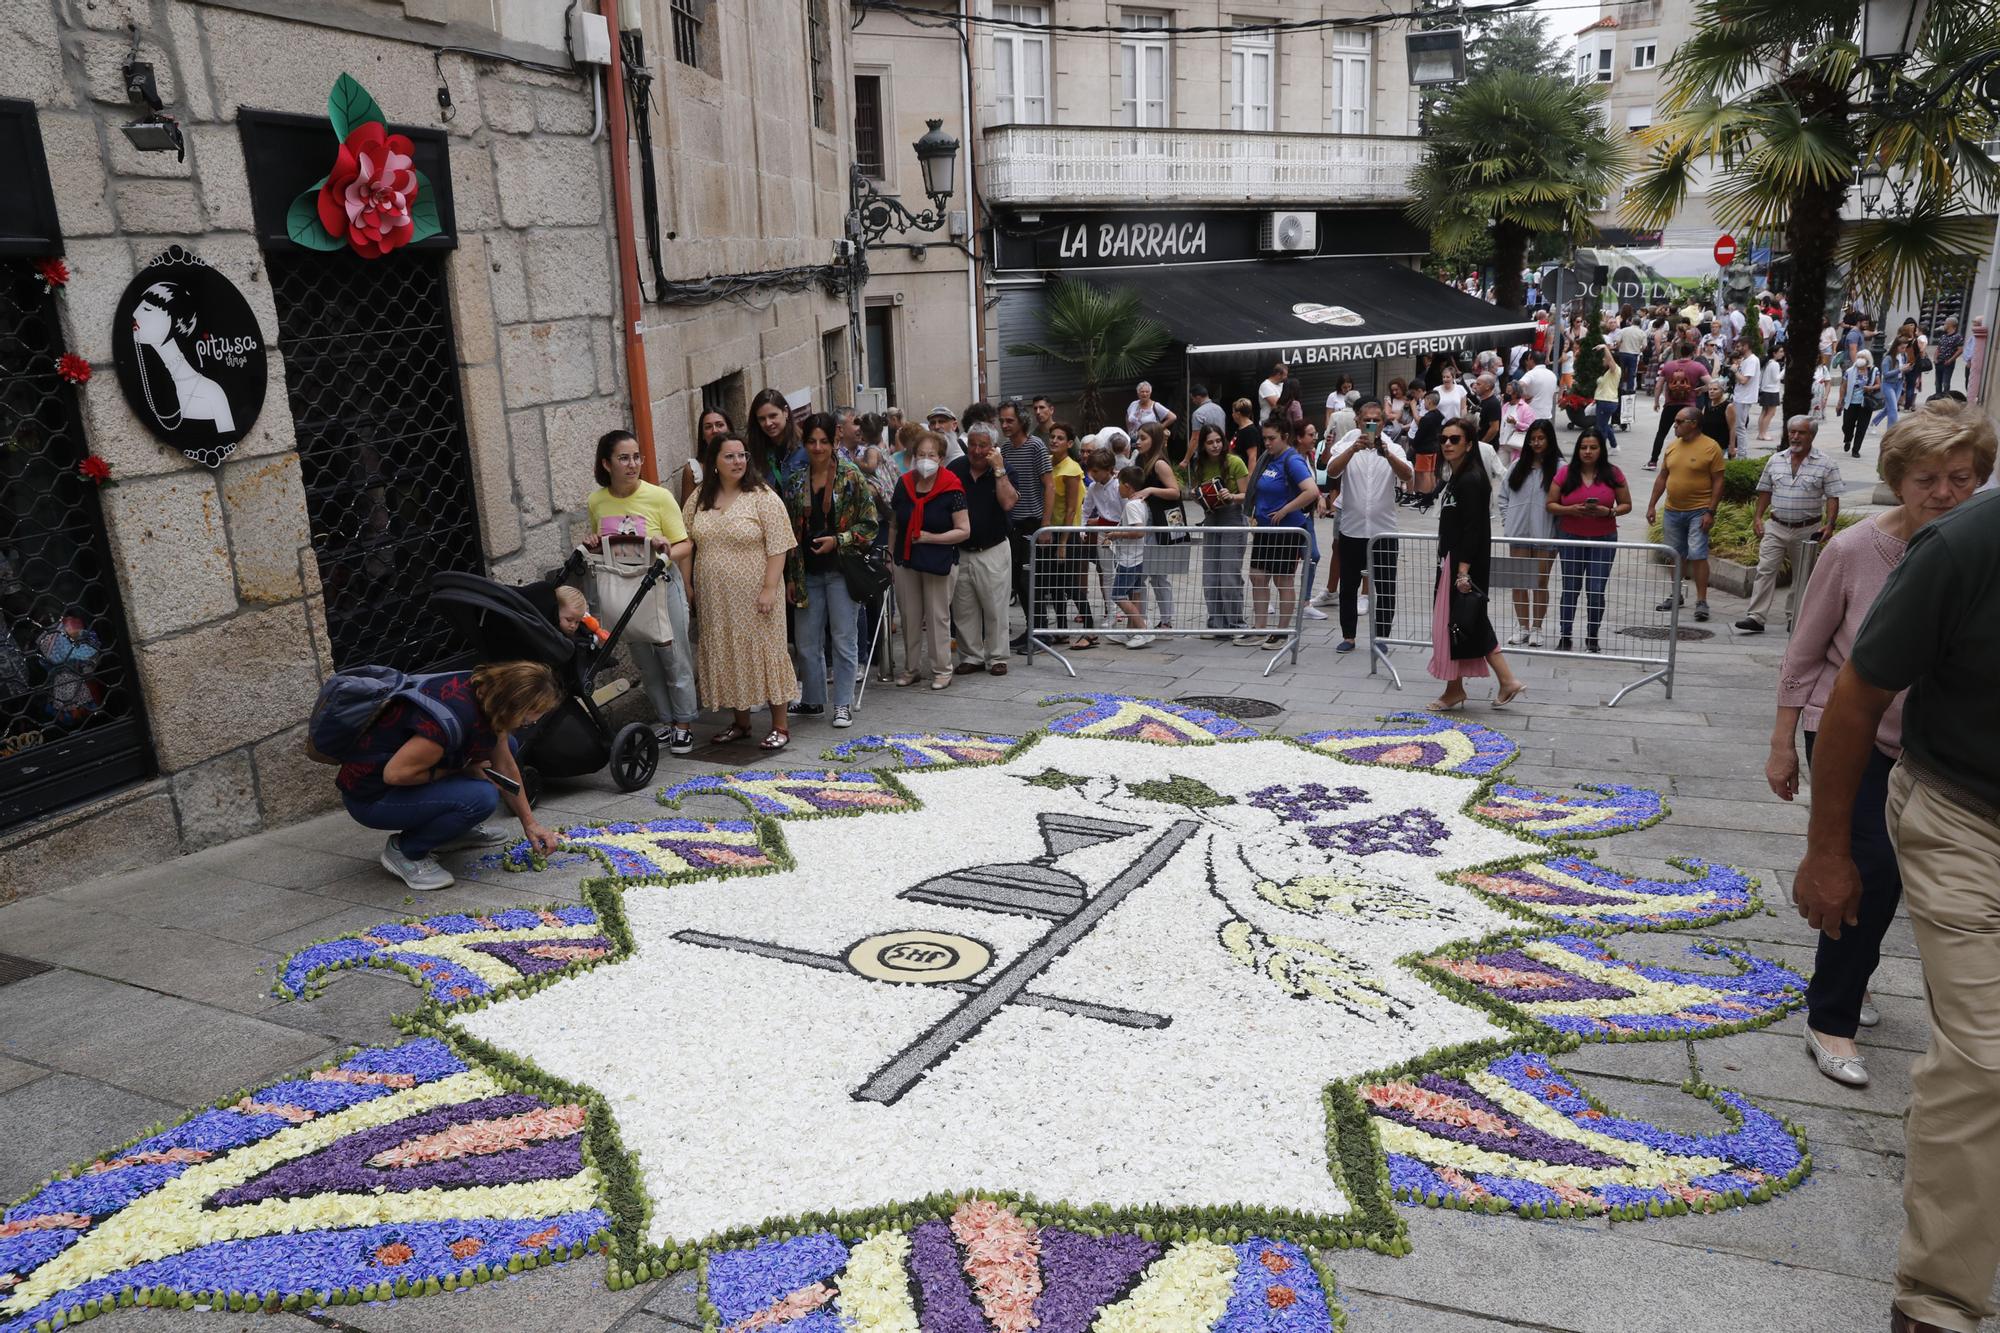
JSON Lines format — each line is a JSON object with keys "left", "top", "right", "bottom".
{"left": 1645, "top": 407, "right": 1726, "bottom": 622}
{"left": 1592, "top": 344, "right": 1621, "bottom": 452}
{"left": 1427, "top": 419, "right": 1527, "bottom": 710}
{"left": 1757, "top": 344, "right": 1786, "bottom": 442}
{"left": 1735, "top": 416, "right": 1844, "bottom": 633}
{"left": 1650, "top": 340, "right": 1708, "bottom": 468}
{"left": 1729, "top": 342, "right": 1761, "bottom": 458}
{"left": 1788, "top": 403, "right": 1999, "bottom": 1333}
{"left": 1547, "top": 430, "right": 1631, "bottom": 652}
{"left": 1843, "top": 352, "right": 1880, "bottom": 456}
{"left": 1872, "top": 339, "right": 1908, "bottom": 431}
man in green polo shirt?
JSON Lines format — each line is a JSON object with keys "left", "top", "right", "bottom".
{"left": 1794, "top": 459, "right": 2000, "bottom": 1333}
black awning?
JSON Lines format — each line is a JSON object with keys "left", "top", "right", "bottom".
{"left": 1084, "top": 257, "right": 1534, "bottom": 364}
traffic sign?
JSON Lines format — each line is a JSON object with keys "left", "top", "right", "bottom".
{"left": 1713, "top": 234, "right": 1737, "bottom": 267}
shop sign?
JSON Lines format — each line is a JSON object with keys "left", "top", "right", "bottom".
{"left": 109, "top": 245, "right": 268, "bottom": 469}
{"left": 993, "top": 208, "right": 1414, "bottom": 271}
{"left": 1265, "top": 331, "right": 1486, "bottom": 363}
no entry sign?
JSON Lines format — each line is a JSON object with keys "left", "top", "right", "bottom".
{"left": 1713, "top": 234, "right": 1738, "bottom": 267}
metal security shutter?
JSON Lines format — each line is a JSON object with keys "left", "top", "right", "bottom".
{"left": 995, "top": 283, "right": 1086, "bottom": 404}
{"left": 267, "top": 251, "right": 483, "bottom": 672}
{"left": 0, "top": 260, "right": 152, "bottom": 830}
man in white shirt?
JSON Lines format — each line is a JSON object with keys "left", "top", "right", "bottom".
{"left": 1257, "top": 362, "right": 1288, "bottom": 421}
{"left": 1517, "top": 349, "right": 1557, "bottom": 423}
{"left": 1323, "top": 398, "right": 1414, "bottom": 653}
{"left": 1729, "top": 346, "right": 1761, "bottom": 458}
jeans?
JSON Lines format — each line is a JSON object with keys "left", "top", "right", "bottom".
{"left": 1937, "top": 359, "right": 1957, "bottom": 393}
{"left": 628, "top": 570, "right": 698, "bottom": 727}
{"left": 344, "top": 775, "right": 499, "bottom": 859}
{"left": 1594, "top": 400, "right": 1620, "bottom": 450}
{"left": 1337, "top": 531, "right": 1397, "bottom": 642}
{"left": 1616, "top": 350, "right": 1640, "bottom": 396}
{"left": 795, "top": 567, "right": 858, "bottom": 708}
{"left": 1801, "top": 734, "right": 1903, "bottom": 1039}
{"left": 1201, "top": 507, "right": 1248, "bottom": 629}
{"left": 1557, "top": 534, "right": 1615, "bottom": 639}
{"left": 1871, "top": 373, "right": 1902, "bottom": 427}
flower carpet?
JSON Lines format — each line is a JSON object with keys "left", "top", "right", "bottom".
{"left": 1, "top": 700, "right": 1814, "bottom": 1332}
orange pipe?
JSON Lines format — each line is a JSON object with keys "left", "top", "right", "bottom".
{"left": 598, "top": 0, "right": 658, "bottom": 483}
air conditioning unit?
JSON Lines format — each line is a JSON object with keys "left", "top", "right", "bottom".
{"left": 1260, "top": 211, "right": 1317, "bottom": 253}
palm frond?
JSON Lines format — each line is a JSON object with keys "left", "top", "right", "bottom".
{"left": 1841, "top": 203, "right": 1997, "bottom": 306}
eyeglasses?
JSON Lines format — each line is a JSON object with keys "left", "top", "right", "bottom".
{"left": 1441, "top": 433, "right": 1466, "bottom": 443}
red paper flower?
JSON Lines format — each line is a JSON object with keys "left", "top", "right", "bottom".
{"left": 78, "top": 454, "right": 113, "bottom": 486}
{"left": 56, "top": 354, "right": 91, "bottom": 385}
{"left": 316, "top": 121, "right": 419, "bottom": 259}
{"left": 1266, "top": 1286, "right": 1298, "bottom": 1309}
{"left": 35, "top": 257, "right": 70, "bottom": 290}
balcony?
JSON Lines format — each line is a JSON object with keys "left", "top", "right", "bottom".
{"left": 980, "top": 124, "right": 1425, "bottom": 208}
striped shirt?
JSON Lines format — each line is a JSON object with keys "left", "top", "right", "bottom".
{"left": 1000, "top": 432, "right": 1052, "bottom": 523}
{"left": 1757, "top": 447, "right": 1845, "bottom": 525}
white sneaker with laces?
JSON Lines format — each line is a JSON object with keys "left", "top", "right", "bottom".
{"left": 381, "top": 836, "right": 455, "bottom": 891}
{"left": 1507, "top": 630, "right": 1529, "bottom": 646}
{"left": 1527, "top": 631, "right": 1544, "bottom": 648}
{"left": 832, "top": 705, "right": 853, "bottom": 729}
{"left": 433, "top": 823, "right": 509, "bottom": 853}
{"left": 1303, "top": 605, "right": 1328, "bottom": 620}
{"left": 1311, "top": 591, "right": 1338, "bottom": 607}
{"left": 1124, "top": 633, "right": 1155, "bottom": 649}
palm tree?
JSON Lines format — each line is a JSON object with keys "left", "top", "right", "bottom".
{"left": 1006, "top": 279, "right": 1173, "bottom": 428}
{"left": 1407, "top": 70, "right": 1632, "bottom": 312}
{"left": 1623, "top": 0, "right": 1998, "bottom": 418}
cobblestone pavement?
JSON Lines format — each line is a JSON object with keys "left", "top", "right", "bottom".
{"left": 0, "top": 401, "right": 1976, "bottom": 1333}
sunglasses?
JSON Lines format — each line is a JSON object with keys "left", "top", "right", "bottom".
{"left": 1441, "top": 433, "right": 1466, "bottom": 443}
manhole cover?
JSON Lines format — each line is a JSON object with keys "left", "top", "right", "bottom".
{"left": 1175, "top": 695, "right": 1286, "bottom": 719}
{"left": 0, "top": 953, "right": 52, "bottom": 989}
{"left": 1618, "top": 625, "right": 1716, "bottom": 642}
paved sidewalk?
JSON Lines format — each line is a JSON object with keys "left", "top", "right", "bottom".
{"left": 0, "top": 399, "right": 1961, "bottom": 1333}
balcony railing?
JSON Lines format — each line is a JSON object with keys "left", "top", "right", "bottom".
{"left": 980, "top": 124, "right": 1425, "bottom": 207}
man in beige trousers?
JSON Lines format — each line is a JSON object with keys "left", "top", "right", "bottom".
{"left": 1795, "top": 461, "right": 2000, "bottom": 1333}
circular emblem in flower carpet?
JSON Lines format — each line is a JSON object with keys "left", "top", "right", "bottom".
{"left": 847, "top": 931, "right": 994, "bottom": 984}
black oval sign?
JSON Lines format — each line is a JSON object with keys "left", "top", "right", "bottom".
{"left": 109, "top": 245, "right": 268, "bottom": 469}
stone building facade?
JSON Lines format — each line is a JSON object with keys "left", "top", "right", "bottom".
{"left": 0, "top": 0, "right": 855, "bottom": 895}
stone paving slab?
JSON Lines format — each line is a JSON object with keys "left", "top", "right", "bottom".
{"left": 0, "top": 968, "right": 332, "bottom": 1106}
{"left": 1697, "top": 1023, "right": 1919, "bottom": 1116}
{"left": 0, "top": 1053, "right": 46, "bottom": 1095}
{"left": 256, "top": 967, "right": 417, "bottom": 1050}
{"left": 0, "top": 898, "right": 289, "bottom": 1014}
{"left": 0, "top": 1072, "right": 181, "bottom": 1201}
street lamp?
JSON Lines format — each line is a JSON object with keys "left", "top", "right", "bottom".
{"left": 844, "top": 118, "right": 964, "bottom": 402}
{"left": 1405, "top": 29, "right": 1467, "bottom": 87}
{"left": 1857, "top": 162, "right": 1889, "bottom": 212}
{"left": 1860, "top": 0, "right": 1929, "bottom": 62}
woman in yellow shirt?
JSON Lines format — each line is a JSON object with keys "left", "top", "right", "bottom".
{"left": 1592, "top": 344, "right": 1622, "bottom": 453}
{"left": 1046, "top": 423, "right": 1096, "bottom": 648}
{"left": 586, "top": 430, "right": 699, "bottom": 755}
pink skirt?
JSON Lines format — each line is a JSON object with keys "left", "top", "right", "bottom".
{"left": 1428, "top": 557, "right": 1491, "bottom": 682}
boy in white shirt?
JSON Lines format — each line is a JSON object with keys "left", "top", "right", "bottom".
{"left": 1109, "top": 465, "right": 1154, "bottom": 648}
{"left": 1082, "top": 448, "right": 1125, "bottom": 625}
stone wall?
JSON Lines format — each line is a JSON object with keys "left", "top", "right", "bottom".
{"left": 0, "top": 0, "right": 864, "bottom": 897}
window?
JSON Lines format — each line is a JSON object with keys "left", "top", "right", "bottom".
{"left": 993, "top": 3, "right": 1050, "bottom": 124}
{"left": 806, "top": 0, "right": 831, "bottom": 129}
{"left": 823, "top": 329, "right": 847, "bottom": 405}
{"left": 1630, "top": 42, "right": 1656, "bottom": 70}
{"left": 854, "top": 74, "right": 885, "bottom": 180}
{"left": 1118, "top": 11, "right": 1170, "bottom": 128}
{"left": 701, "top": 371, "right": 745, "bottom": 430}
{"left": 1328, "top": 29, "right": 1371, "bottom": 134}
{"left": 1594, "top": 47, "right": 1614, "bottom": 82}
{"left": 1626, "top": 104, "right": 1654, "bottom": 130}
{"left": 670, "top": 0, "right": 708, "bottom": 71}
{"left": 1231, "top": 26, "right": 1274, "bottom": 132}
{"left": 864, "top": 305, "right": 898, "bottom": 409}
{"left": 1576, "top": 51, "right": 1592, "bottom": 82}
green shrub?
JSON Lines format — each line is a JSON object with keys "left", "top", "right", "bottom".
{"left": 1721, "top": 455, "right": 1766, "bottom": 504}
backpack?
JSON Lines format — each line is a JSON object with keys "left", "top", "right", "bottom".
{"left": 305, "top": 666, "right": 465, "bottom": 765}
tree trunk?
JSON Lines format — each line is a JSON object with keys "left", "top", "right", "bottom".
{"left": 1491, "top": 221, "right": 1530, "bottom": 311}
{"left": 1781, "top": 177, "right": 1846, "bottom": 422}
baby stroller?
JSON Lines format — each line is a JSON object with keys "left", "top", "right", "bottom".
{"left": 428, "top": 549, "right": 671, "bottom": 799}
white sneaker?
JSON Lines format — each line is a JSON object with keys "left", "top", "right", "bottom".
{"left": 381, "top": 836, "right": 454, "bottom": 891}
{"left": 432, "top": 822, "right": 510, "bottom": 854}
{"left": 1507, "top": 630, "right": 1529, "bottom": 646}
{"left": 1527, "top": 631, "right": 1544, "bottom": 648}
{"left": 1303, "top": 605, "right": 1328, "bottom": 620}
{"left": 1124, "top": 633, "right": 1155, "bottom": 649}
{"left": 1311, "top": 591, "right": 1338, "bottom": 607}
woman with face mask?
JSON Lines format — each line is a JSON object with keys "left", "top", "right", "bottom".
{"left": 889, "top": 432, "right": 971, "bottom": 686}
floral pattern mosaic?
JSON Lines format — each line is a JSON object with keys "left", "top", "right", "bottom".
{"left": 1457, "top": 856, "right": 1757, "bottom": 931}
{"left": 277, "top": 907, "right": 606, "bottom": 1003}
{"left": 822, "top": 733, "right": 1020, "bottom": 769}
{"left": 657, "top": 769, "right": 914, "bottom": 818}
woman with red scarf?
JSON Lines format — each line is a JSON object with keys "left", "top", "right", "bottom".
{"left": 888, "top": 431, "right": 970, "bottom": 687}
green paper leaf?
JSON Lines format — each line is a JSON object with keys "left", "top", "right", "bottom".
{"left": 408, "top": 170, "right": 442, "bottom": 243}
{"left": 328, "top": 72, "right": 385, "bottom": 142}
{"left": 286, "top": 183, "right": 345, "bottom": 252}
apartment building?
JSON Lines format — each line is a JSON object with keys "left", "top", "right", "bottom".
{"left": 853, "top": 2, "right": 1533, "bottom": 423}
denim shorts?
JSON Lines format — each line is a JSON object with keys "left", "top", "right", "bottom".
{"left": 1662, "top": 507, "right": 1710, "bottom": 560}
{"left": 1111, "top": 564, "right": 1145, "bottom": 600}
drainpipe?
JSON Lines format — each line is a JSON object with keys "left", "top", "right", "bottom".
{"left": 599, "top": 0, "right": 659, "bottom": 482}
{"left": 963, "top": 0, "right": 985, "bottom": 402}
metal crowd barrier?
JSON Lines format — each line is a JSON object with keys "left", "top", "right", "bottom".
{"left": 1364, "top": 533, "right": 1685, "bottom": 706}
{"left": 1025, "top": 523, "right": 1309, "bottom": 677}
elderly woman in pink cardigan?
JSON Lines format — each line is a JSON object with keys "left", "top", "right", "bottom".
{"left": 1768, "top": 402, "right": 1995, "bottom": 1088}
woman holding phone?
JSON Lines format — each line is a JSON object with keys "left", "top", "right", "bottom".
{"left": 1546, "top": 429, "right": 1632, "bottom": 653}
{"left": 1427, "top": 419, "right": 1526, "bottom": 711}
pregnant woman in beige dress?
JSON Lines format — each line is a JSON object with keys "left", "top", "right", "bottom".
{"left": 682, "top": 433, "right": 799, "bottom": 750}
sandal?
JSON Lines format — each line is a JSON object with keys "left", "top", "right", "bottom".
{"left": 1070, "top": 636, "right": 1096, "bottom": 650}
{"left": 759, "top": 728, "right": 790, "bottom": 751}
{"left": 711, "top": 724, "right": 753, "bottom": 744}
{"left": 1495, "top": 683, "right": 1528, "bottom": 707}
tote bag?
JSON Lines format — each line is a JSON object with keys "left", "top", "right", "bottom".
{"left": 582, "top": 541, "right": 673, "bottom": 645}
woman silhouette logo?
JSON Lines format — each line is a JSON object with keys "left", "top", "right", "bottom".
{"left": 110, "top": 246, "right": 268, "bottom": 469}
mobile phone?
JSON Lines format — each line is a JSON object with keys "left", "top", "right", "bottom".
{"left": 483, "top": 767, "right": 522, "bottom": 796}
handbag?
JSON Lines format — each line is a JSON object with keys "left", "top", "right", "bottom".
{"left": 583, "top": 542, "right": 673, "bottom": 645}
{"left": 838, "top": 541, "right": 892, "bottom": 602}
{"left": 1447, "top": 578, "right": 1498, "bottom": 660}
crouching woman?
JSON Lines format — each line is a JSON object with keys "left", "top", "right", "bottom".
{"left": 338, "top": 661, "right": 564, "bottom": 891}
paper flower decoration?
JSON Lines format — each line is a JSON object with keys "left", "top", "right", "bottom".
{"left": 78, "top": 454, "right": 115, "bottom": 486}
{"left": 35, "top": 256, "right": 70, "bottom": 292}
{"left": 285, "top": 73, "right": 441, "bottom": 259}
{"left": 57, "top": 353, "right": 91, "bottom": 384}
